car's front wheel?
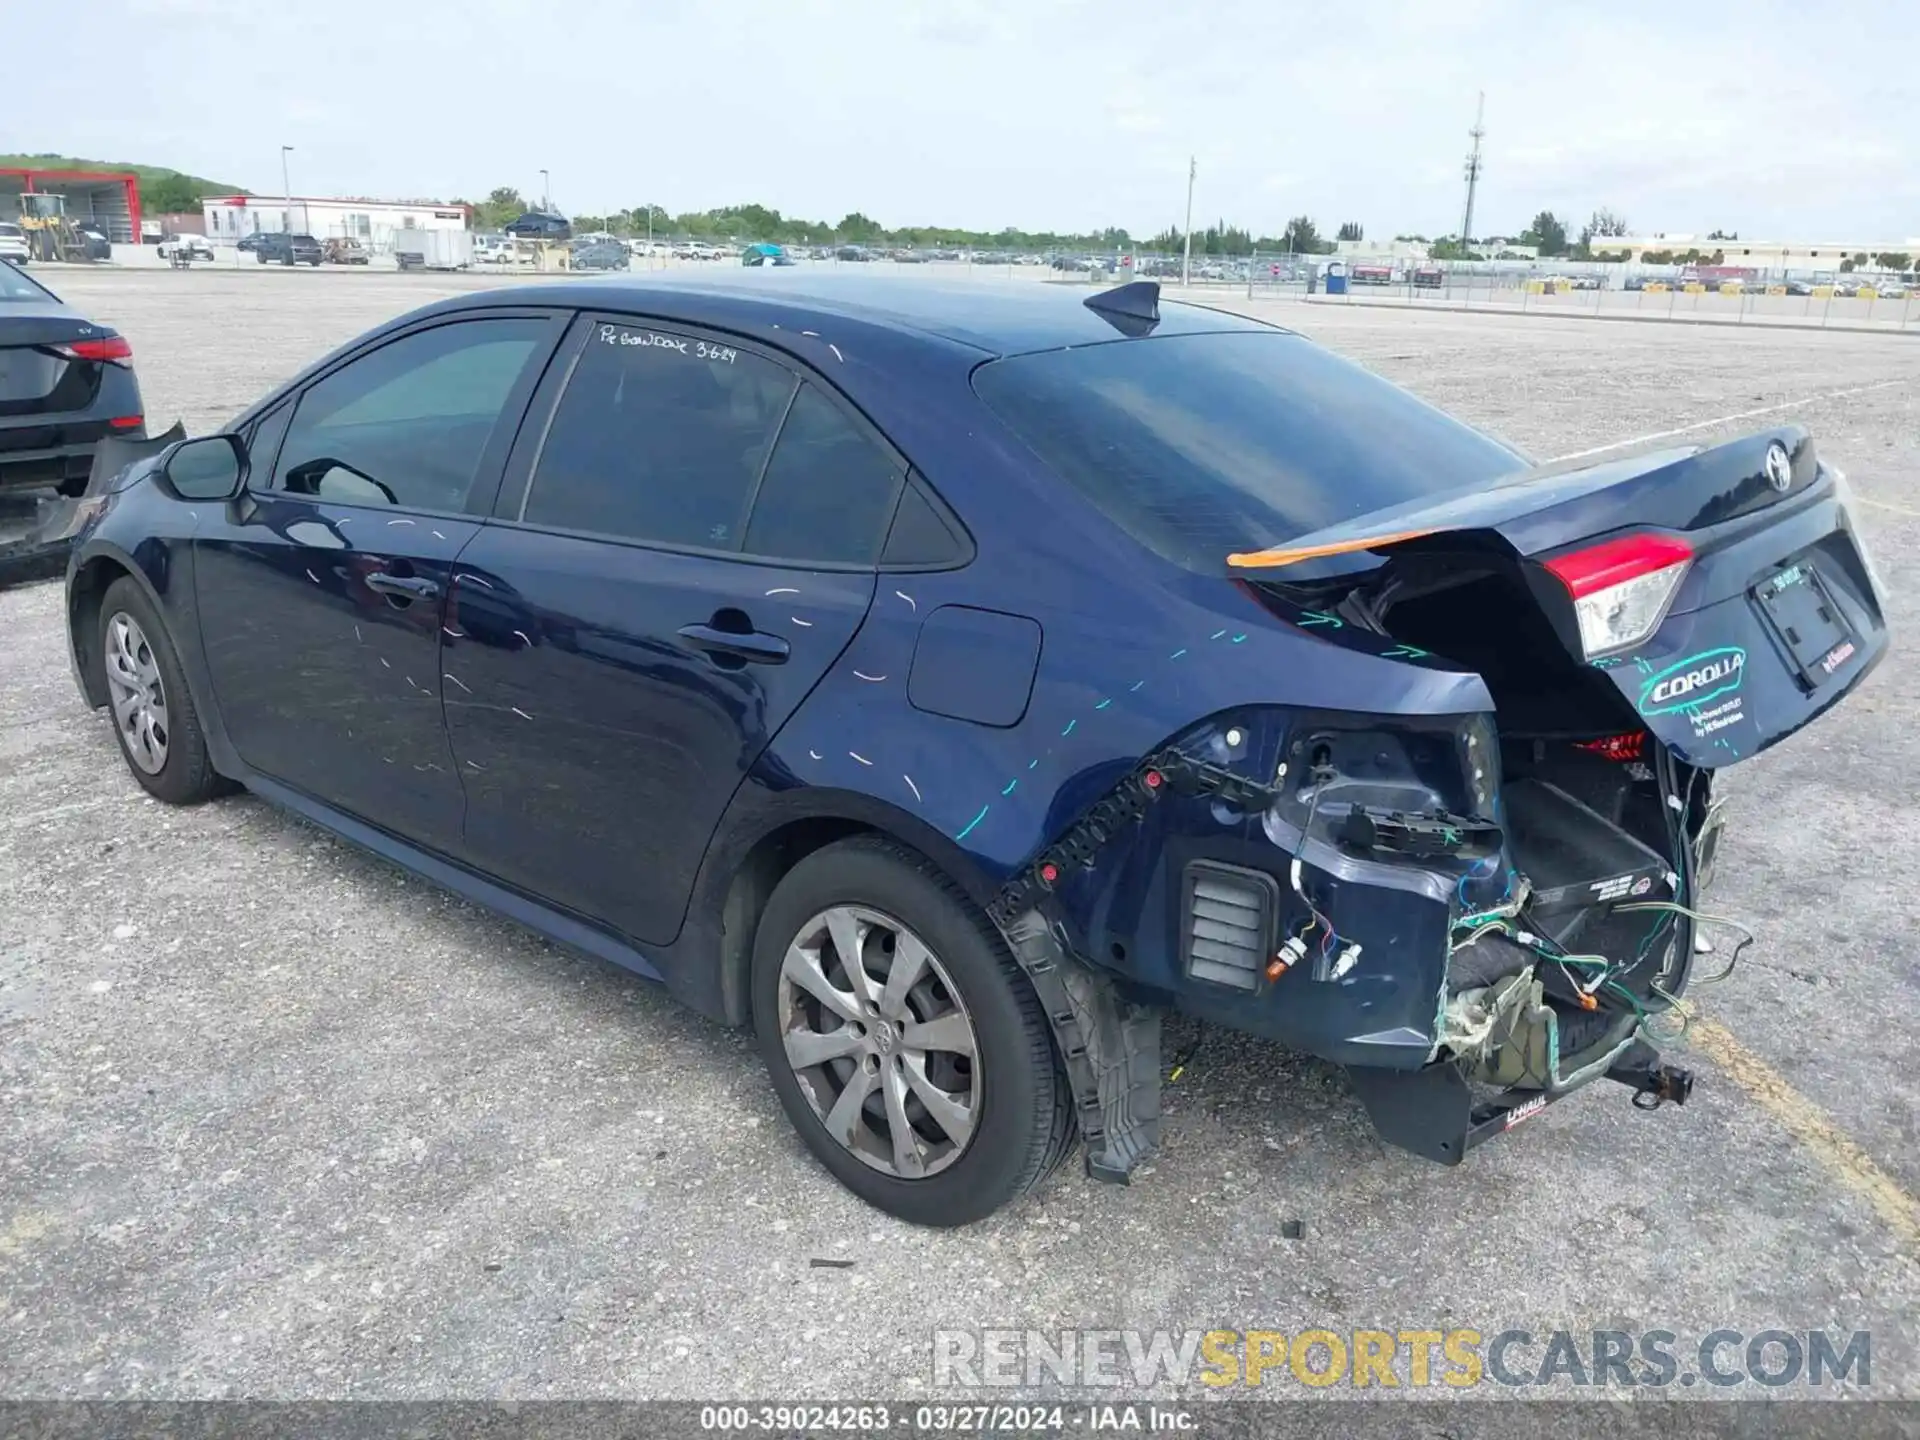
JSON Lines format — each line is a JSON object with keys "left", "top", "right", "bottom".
{"left": 752, "top": 836, "right": 1075, "bottom": 1226}
{"left": 97, "top": 578, "right": 231, "bottom": 806}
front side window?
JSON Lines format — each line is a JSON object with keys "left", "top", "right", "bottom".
{"left": 522, "top": 322, "right": 795, "bottom": 550}
{"left": 273, "top": 318, "right": 545, "bottom": 511}
{"left": 245, "top": 400, "right": 295, "bottom": 481}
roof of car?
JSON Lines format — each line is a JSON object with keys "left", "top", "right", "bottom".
{"left": 450, "top": 272, "right": 1281, "bottom": 357}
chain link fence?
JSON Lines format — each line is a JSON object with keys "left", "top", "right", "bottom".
{"left": 942, "top": 247, "right": 1919, "bottom": 329}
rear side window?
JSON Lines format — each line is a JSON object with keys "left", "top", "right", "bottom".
{"left": 972, "top": 331, "right": 1523, "bottom": 573}
{"left": 742, "top": 384, "right": 903, "bottom": 564}
{"left": 274, "top": 318, "right": 544, "bottom": 511}
{"left": 881, "top": 477, "right": 971, "bottom": 568}
{"left": 524, "top": 322, "right": 795, "bottom": 550}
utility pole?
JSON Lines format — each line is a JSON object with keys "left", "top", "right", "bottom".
{"left": 1459, "top": 93, "right": 1485, "bottom": 258}
{"left": 540, "top": 169, "right": 551, "bottom": 213}
{"left": 1181, "top": 156, "right": 1196, "bottom": 288}
{"left": 280, "top": 145, "right": 294, "bottom": 234}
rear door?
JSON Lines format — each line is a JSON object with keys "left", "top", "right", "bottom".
{"left": 444, "top": 314, "right": 907, "bottom": 946}
{"left": 194, "top": 312, "right": 563, "bottom": 851}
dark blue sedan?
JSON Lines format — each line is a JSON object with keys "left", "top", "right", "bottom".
{"left": 63, "top": 275, "right": 1887, "bottom": 1224}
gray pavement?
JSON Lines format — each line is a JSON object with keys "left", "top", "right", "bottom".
{"left": 2, "top": 267, "right": 1917, "bottom": 1401}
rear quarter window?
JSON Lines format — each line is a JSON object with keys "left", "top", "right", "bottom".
{"left": 972, "top": 331, "right": 1523, "bottom": 573}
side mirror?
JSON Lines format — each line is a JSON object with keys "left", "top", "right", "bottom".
{"left": 161, "top": 434, "right": 247, "bottom": 501}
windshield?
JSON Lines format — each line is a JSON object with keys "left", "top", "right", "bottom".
{"left": 972, "top": 330, "right": 1524, "bottom": 573}
{"left": 0, "top": 261, "right": 52, "bottom": 301}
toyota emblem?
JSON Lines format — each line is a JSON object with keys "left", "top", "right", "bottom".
{"left": 1764, "top": 442, "right": 1793, "bottom": 493}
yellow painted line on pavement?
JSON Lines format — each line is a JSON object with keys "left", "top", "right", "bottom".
{"left": 1691, "top": 1019, "right": 1920, "bottom": 1253}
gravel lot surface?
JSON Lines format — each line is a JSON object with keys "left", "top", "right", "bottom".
{"left": 2, "top": 266, "right": 1917, "bottom": 1401}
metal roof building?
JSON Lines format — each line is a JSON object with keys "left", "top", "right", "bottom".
{"left": 0, "top": 167, "right": 141, "bottom": 243}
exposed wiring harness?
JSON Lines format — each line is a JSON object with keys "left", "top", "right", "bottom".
{"left": 1615, "top": 900, "right": 1755, "bottom": 988}
{"left": 1443, "top": 748, "right": 1751, "bottom": 1053}
{"left": 1283, "top": 763, "right": 1365, "bottom": 978}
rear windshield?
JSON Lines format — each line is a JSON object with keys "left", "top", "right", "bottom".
{"left": 972, "top": 331, "right": 1524, "bottom": 572}
{"left": 0, "top": 262, "right": 50, "bottom": 301}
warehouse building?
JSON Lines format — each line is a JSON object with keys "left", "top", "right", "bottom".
{"left": 1, "top": 166, "right": 141, "bottom": 242}
{"left": 1602, "top": 234, "right": 1920, "bottom": 270}
{"left": 202, "top": 195, "right": 469, "bottom": 251}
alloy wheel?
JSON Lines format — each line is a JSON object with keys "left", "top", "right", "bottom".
{"left": 776, "top": 904, "right": 980, "bottom": 1178}
{"left": 103, "top": 611, "right": 170, "bottom": 774}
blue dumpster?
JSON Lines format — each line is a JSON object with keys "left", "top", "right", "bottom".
{"left": 1324, "top": 261, "right": 1348, "bottom": 296}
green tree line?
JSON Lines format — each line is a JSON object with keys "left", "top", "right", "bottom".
{"left": 454, "top": 188, "right": 1359, "bottom": 255}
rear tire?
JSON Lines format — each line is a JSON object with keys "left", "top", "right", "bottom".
{"left": 751, "top": 835, "right": 1074, "bottom": 1226}
{"left": 97, "top": 577, "right": 232, "bottom": 806}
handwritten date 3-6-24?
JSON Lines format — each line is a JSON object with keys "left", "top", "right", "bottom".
{"left": 598, "top": 323, "right": 737, "bottom": 364}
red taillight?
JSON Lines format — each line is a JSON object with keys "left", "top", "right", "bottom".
{"left": 1575, "top": 731, "right": 1647, "bottom": 762}
{"left": 108, "top": 415, "right": 144, "bottom": 429}
{"left": 1544, "top": 533, "right": 1693, "bottom": 597}
{"left": 56, "top": 335, "right": 134, "bottom": 365}
{"left": 1543, "top": 533, "right": 1694, "bottom": 659}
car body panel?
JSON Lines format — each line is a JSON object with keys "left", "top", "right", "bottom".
{"left": 443, "top": 525, "right": 876, "bottom": 946}
{"left": 193, "top": 496, "right": 482, "bottom": 852}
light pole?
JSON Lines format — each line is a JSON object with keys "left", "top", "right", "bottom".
{"left": 1181, "top": 156, "right": 1196, "bottom": 288}
{"left": 540, "top": 170, "right": 550, "bottom": 213}
{"left": 280, "top": 145, "right": 294, "bottom": 233}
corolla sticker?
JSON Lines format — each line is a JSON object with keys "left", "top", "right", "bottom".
{"left": 1638, "top": 647, "right": 1746, "bottom": 715}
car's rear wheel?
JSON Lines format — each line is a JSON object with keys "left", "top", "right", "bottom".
{"left": 98, "top": 578, "right": 231, "bottom": 806}
{"left": 752, "top": 836, "right": 1074, "bottom": 1226}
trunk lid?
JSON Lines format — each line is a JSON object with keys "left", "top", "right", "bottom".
{"left": 1235, "top": 427, "right": 1889, "bottom": 768}
{"left": 0, "top": 304, "right": 114, "bottom": 418}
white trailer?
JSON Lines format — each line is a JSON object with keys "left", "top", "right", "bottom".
{"left": 393, "top": 230, "right": 473, "bottom": 272}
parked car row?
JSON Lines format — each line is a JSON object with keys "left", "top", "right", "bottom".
{"left": 1618, "top": 273, "right": 1914, "bottom": 297}
{"left": 0, "top": 223, "right": 114, "bottom": 265}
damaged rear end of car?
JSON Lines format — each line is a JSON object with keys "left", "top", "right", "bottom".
{"left": 972, "top": 315, "right": 1888, "bottom": 1170}
{"left": 1220, "top": 426, "right": 1886, "bottom": 1157}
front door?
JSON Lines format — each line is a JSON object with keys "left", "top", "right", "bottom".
{"left": 445, "top": 315, "right": 910, "bottom": 945}
{"left": 194, "top": 314, "right": 559, "bottom": 852}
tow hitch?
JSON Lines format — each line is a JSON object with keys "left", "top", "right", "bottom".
{"left": 1348, "top": 1039, "right": 1694, "bottom": 1166}
{"left": 1605, "top": 1043, "right": 1695, "bottom": 1111}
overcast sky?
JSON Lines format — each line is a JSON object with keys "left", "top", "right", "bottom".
{"left": 22, "top": 0, "right": 1918, "bottom": 241}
